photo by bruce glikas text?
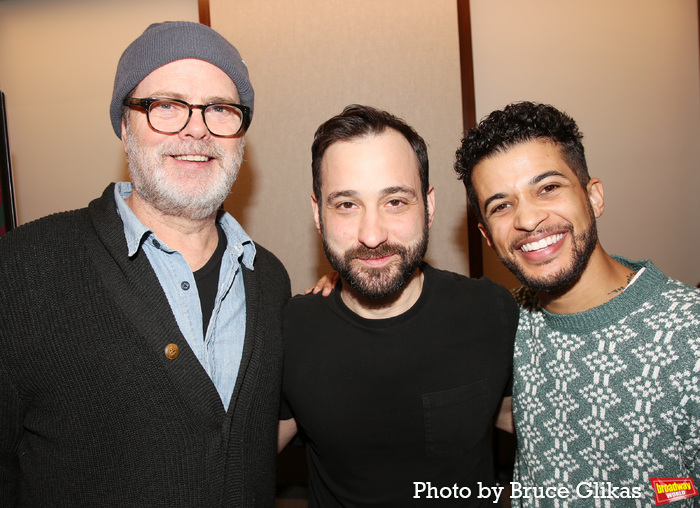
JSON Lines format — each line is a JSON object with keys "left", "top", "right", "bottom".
{"left": 413, "top": 481, "right": 644, "bottom": 503}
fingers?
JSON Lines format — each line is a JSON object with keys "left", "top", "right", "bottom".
{"left": 304, "top": 272, "right": 339, "bottom": 296}
{"left": 304, "top": 284, "right": 322, "bottom": 295}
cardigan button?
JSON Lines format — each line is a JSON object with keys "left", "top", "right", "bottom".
{"left": 164, "top": 343, "right": 180, "bottom": 360}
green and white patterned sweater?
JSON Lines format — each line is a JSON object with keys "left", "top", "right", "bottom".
{"left": 511, "top": 257, "right": 699, "bottom": 507}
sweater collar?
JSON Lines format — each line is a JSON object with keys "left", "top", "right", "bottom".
{"left": 518, "top": 256, "right": 667, "bottom": 333}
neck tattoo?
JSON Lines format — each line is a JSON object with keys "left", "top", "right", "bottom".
{"left": 608, "top": 270, "right": 637, "bottom": 296}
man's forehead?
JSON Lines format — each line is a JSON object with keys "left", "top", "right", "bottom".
{"left": 473, "top": 140, "right": 569, "bottom": 182}
{"left": 321, "top": 131, "right": 419, "bottom": 180}
{"left": 136, "top": 58, "right": 239, "bottom": 98}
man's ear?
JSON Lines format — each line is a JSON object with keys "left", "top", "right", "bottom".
{"left": 311, "top": 193, "right": 322, "bottom": 234}
{"left": 121, "top": 119, "right": 128, "bottom": 152}
{"left": 477, "top": 222, "right": 494, "bottom": 249}
{"left": 587, "top": 178, "right": 605, "bottom": 219}
{"left": 425, "top": 185, "right": 436, "bottom": 229}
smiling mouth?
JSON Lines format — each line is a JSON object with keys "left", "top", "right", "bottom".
{"left": 520, "top": 233, "right": 565, "bottom": 252}
{"left": 173, "top": 154, "right": 212, "bottom": 162}
{"left": 360, "top": 255, "right": 393, "bottom": 262}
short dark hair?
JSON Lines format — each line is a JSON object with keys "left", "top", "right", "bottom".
{"left": 454, "top": 101, "right": 589, "bottom": 223}
{"left": 311, "top": 104, "right": 429, "bottom": 202}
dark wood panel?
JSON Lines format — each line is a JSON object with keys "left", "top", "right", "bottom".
{"left": 456, "top": 0, "right": 483, "bottom": 278}
{"left": 199, "top": 0, "right": 210, "bottom": 26}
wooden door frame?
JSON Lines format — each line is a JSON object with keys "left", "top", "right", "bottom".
{"left": 455, "top": 0, "right": 482, "bottom": 277}
{"left": 199, "top": 0, "right": 210, "bottom": 26}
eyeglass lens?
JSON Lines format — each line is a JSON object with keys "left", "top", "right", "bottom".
{"left": 148, "top": 100, "right": 244, "bottom": 136}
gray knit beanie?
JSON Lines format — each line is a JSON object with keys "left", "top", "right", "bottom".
{"left": 110, "top": 21, "right": 253, "bottom": 138}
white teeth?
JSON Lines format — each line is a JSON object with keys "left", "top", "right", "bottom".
{"left": 520, "top": 233, "right": 564, "bottom": 252}
{"left": 174, "top": 154, "right": 210, "bottom": 162}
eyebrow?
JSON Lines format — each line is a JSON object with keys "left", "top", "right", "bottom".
{"left": 326, "top": 190, "right": 357, "bottom": 204}
{"left": 530, "top": 170, "right": 569, "bottom": 185}
{"left": 381, "top": 186, "right": 419, "bottom": 199}
{"left": 481, "top": 170, "right": 570, "bottom": 213}
{"left": 325, "top": 186, "right": 419, "bottom": 205}
{"left": 483, "top": 192, "right": 507, "bottom": 213}
{"left": 145, "top": 91, "right": 239, "bottom": 104}
{"left": 203, "top": 95, "right": 240, "bottom": 104}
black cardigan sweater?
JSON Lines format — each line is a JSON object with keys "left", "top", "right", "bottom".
{"left": 0, "top": 184, "right": 291, "bottom": 507}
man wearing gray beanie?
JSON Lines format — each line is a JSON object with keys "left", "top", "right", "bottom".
{"left": 0, "top": 21, "right": 290, "bottom": 507}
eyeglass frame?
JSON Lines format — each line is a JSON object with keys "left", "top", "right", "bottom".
{"left": 123, "top": 97, "right": 251, "bottom": 137}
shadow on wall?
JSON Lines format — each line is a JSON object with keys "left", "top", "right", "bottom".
{"left": 223, "top": 140, "right": 256, "bottom": 229}
{"left": 224, "top": 140, "right": 335, "bottom": 291}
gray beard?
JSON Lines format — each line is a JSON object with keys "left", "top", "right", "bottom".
{"left": 124, "top": 126, "right": 244, "bottom": 220}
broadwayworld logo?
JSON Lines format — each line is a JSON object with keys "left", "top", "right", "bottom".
{"left": 651, "top": 478, "right": 698, "bottom": 505}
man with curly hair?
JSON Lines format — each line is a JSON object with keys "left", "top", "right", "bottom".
{"left": 455, "top": 101, "right": 699, "bottom": 507}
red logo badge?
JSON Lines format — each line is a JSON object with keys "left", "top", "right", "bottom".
{"left": 651, "top": 478, "right": 698, "bottom": 505}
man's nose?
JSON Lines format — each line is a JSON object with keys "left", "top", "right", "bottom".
{"left": 513, "top": 199, "right": 548, "bottom": 232}
{"left": 357, "top": 208, "right": 388, "bottom": 249}
{"left": 178, "top": 108, "right": 210, "bottom": 140}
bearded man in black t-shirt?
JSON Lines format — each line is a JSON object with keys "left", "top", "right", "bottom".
{"left": 278, "top": 105, "right": 518, "bottom": 508}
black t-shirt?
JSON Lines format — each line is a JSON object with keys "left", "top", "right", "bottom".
{"left": 281, "top": 263, "right": 518, "bottom": 507}
{"left": 193, "top": 223, "right": 226, "bottom": 337}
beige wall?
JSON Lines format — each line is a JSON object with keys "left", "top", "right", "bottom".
{"left": 1, "top": 0, "right": 698, "bottom": 290}
{"left": 0, "top": 0, "right": 199, "bottom": 222}
{"left": 470, "top": 0, "right": 700, "bottom": 288}
{"left": 210, "top": 0, "right": 466, "bottom": 294}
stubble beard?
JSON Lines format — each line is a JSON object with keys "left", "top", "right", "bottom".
{"left": 498, "top": 204, "right": 598, "bottom": 294}
{"left": 320, "top": 214, "right": 430, "bottom": 299}
{"left": 124, "top": 125, "right": 244, "bottom": 220}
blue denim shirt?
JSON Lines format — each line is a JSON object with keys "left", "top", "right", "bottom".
{"left": 114, "top": 182, "right": 254, "bottom": 411}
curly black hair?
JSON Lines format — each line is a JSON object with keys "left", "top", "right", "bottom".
{"left": 454, "top": 101, "right": 589, "bottom": 223}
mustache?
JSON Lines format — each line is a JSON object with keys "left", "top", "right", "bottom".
{"left": 344, "top": 243, "right": 407, "bottom": 262}
{"left": 156, "top": 139, "right": 226, "bottom": 159}
{"left": 509, "top": 224, "right": 573, "bottom": 252}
